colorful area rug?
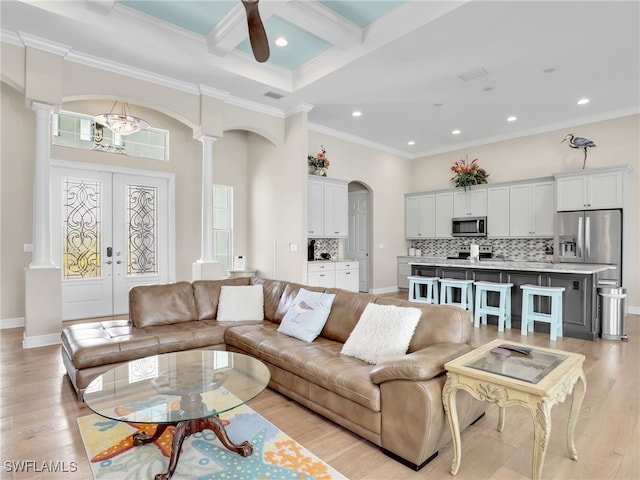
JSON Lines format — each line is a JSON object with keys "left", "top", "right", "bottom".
{"left": 77, "top": 394, "right": 347, "bottom": 480}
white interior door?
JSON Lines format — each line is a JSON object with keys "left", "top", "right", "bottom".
{"left": 347, "top": 189, "right": 370, "bottom": 292}
{"left": 52, "top": 166, "right": 170, "bottom": 320}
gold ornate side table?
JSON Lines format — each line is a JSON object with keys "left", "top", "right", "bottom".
{"left": 442, "top": 339, "right": 586, "bottom": 480}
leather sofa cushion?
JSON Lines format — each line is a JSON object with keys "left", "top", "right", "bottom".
{"left": 321, "top": 289, "right": 377, "bottom": 343}
{"left": 61, "top": 319, "right": 228, "bottom": 369}
{"left": 373, "top": 296, "right": 472, "bottom": 352}
{"left": 252, "top": 278, "right": 289, "bottom": 322}
{"left": 192, "top": 277, "right": 252, "bottom": 320}
{"left": 225, "top": 323, "right": 380, "bottom": 411}
{"left": 272, "top": 282, "right": 327, "bottom": 324}
{"left": 369, "top": 342, "right": 472, "bottom": 384}
{"left": 129, "top": 282, "right": 197, "bottom": 327}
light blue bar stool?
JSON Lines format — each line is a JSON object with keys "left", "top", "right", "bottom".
{"left": 473, "top": 281, "right": 513, "bottom": 331}
{"left": 439, "top": 279, "right": 474, "bottom": 315}
{"left": 520, "top": 284, "right": 565, "bottom": 341}
{"left": 408, "top": 276, "right": 439, "bottom": 304}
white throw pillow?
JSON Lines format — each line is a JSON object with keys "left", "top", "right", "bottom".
{"left": 341, "top": 303, "right": 421, "bottom": 364}
{"left": 217, "top": 285, "right": 264, "bottom": 321}
{"left": 278, "top": 288, "right": 336, "bottom": 342}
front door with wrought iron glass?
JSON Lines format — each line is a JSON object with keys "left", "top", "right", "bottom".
{"left": 51, "top": 167, "right": 170, "bottom": 320}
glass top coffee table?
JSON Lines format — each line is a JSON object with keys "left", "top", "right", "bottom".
{"left": 84, "top": 350, "right": 270, "bottom": 480}
{"left": 442, "top": 339, "right": 586, "bottom": 480}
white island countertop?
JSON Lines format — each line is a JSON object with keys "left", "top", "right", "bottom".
{"left": 401, "top": 256, "right": 615, "bottom": 275}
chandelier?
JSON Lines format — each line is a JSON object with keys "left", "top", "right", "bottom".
{"left": 94, "top": 100, "right": 149, "bottom": 136}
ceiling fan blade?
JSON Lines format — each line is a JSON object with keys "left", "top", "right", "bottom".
{"left": 241, "top": 0, "right": 270, "bottom": 63}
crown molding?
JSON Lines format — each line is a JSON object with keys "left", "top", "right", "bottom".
{"left": 308, "top": 122, "right": 411, "bottom": 159}
{"left": 17, "top": 31, "right": 71, "bottom": 56}
{"left": 198, "top": 85, "right": 231, "bottom": 101}
{"left": 286, "top": 103, "right": 315, "bottom": 117}
{"left": 1, "top": 29, "right": 22, "bottom": 46}
{"left": 224, "top": 96, "right": 285, "bottom": 118}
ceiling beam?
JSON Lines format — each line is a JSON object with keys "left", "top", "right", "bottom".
{"left": 207, "top": 1, "right": 277, "bottom": 57}
{"left": 279, "top": 1, "right": 361, "bottom": 50}
{"left": 82, "top": 0, "right": 117, "bottom": 15}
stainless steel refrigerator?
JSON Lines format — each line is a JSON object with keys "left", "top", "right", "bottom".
{"left": 554, "top": 209, "right": 622, "bottom": 286}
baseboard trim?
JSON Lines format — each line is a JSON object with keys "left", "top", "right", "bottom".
{"left": 628, "top": 305, "right": 639, "bottom": 315}
{"left": 1, "top": 317, "right": 25, "bottom": 329}
{"left": 382, "top": 448, "right": 438, "bottom": 471}
{"left": 23, "top": 332, "right": 61, "bottom": 349}
{"left": 370, "top": 286, "right": 399, "bottom": 295}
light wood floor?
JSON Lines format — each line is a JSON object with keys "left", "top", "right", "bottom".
{"left": 1, "top": 302, "right": 638, "bottom": 479}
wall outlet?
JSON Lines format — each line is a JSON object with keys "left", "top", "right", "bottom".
{"left": 288, "top": 242, "right": 298, "bottom": 252}
{"left": 23, "top": 243, "right": 33, "bottom": 252}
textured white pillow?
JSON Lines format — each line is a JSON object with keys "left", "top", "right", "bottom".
{"left": 217, "top": 285, "right": 264, "bottom": 321}
{"left": 341, "top": 303, "right": 421, "bottom": 364}
{"left": 277, "top": 288, "right": 336, "bottom": 342}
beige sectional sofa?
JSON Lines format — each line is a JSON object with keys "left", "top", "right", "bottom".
{"left": 61, "top": 277, "right": 486, "bottom": 470}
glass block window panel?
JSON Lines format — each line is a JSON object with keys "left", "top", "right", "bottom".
{"left": 52, "top": 111, "right": 169, "bottom": 161}
{"left": 127, "top": 185, "right": 158, "bottom": 275}
{"left": 63, "top": 179, "right": 101, "bottom": 279}
{"left": 128, "top": 356, "right": 159, "bottom": 383}
{"left": 212, "top": 185, "right": 233, "bottom": 271}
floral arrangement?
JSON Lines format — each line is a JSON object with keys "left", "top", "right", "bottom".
{"left": 450, "top": 155, "right": 489, "bottom": 190}
{"left": 308, "top": 145, "right": 330, "bottom": 176}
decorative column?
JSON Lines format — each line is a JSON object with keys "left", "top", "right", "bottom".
{"left": 24, "top": 102, "right": 62, "bottom": 348}
{"left": 192, "top": 135, "right": 224, "bottom": 280}
{"left": 31, "top": 102, "right": 56, "bottom": 268}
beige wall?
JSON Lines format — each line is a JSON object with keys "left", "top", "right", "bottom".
{"left": 411, "top": 114, "right": 640, "bottom": 308}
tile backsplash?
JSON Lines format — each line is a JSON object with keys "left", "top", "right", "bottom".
{"left": 410, "top": 237, "right": 554, "bottom": 262}
{"left": 309, "top": 238, "right": 340, "bottom": 260}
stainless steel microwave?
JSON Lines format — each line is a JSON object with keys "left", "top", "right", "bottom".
{"left": 452, "top": 216, "right": 487, "bottom": 237}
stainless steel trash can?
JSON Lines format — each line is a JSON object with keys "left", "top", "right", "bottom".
{"left": 599, "top": 287, "right": 628, "bottom": 340}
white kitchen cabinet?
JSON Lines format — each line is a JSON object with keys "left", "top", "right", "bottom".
{"left": 487, "top": 186, "right": 510, "bottom": 237}
{"left": 453, "top": 187, "right": 487, "bottom": 217}
{"left": 509, "top": 181, "right": 554, "bottom": 237}
{"left": 397, "top": 257, "right": 411, "bottom": 289}
{"left": 308, "top": 177, "right": 348, "bottom": 237}
{"left": 435, "top": 192, "right": 454, "bottom": 238}
{"left": 308, "top": 178, "right": 324, "bottom": 236}
{"left": 405, "top": 194, "right": 435, "bottom": 239}
{"left": 555, "top": 166, "right": 630, "bottom": 211}
{"left": 334, "top": 261, "right": 359, "bottom": 292}
{"left": 324, "top": 181, "right": 348, "bottom": 237}
{"left": 307, "top": 262, "right": 335, "bottom": 288}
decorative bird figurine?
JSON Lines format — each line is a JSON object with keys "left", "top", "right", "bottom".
{"left": 561, "top": 133, "right": 596, "bottom": 169}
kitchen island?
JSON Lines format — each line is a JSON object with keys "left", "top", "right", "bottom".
{"left": 398, "top": 256, "right": 615, "bottom": 341}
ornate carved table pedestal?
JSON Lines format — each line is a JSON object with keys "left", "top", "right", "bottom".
{"left": 442, "top": 339, "right": 586, "bottom": 480}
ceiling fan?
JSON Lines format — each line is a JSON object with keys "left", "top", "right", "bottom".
{"left": 241, "top": 0, "right": 270, "bottom": 62}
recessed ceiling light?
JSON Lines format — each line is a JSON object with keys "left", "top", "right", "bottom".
{"left": 452, "top": 129, "right": 461, "bottom": 135}
{"left": 407, "top": 141, "right": 415, "bottom": 146}
{"left": 507, "top": 116, "right": 518, "bottom": 122}
{"left": 275, "top": 37, "right": 288, "bottom": 47}
{"left": 577, "top": 98, "right": 590, "bottom": 105}
{"left": 352, "top": 110, "right": 362, "bottom": 117}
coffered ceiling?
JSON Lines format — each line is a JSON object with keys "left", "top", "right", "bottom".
{"left": 2, "top": 1, "right": 639, "bottom": 157}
